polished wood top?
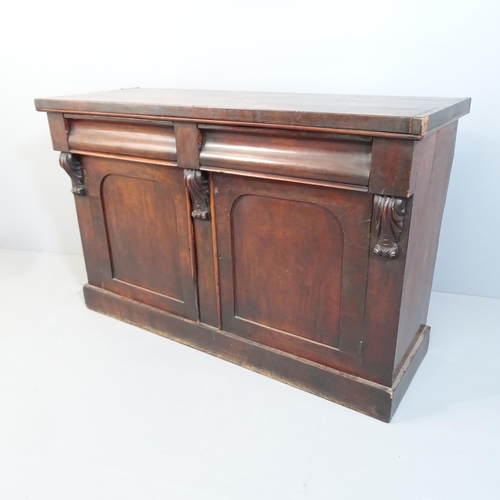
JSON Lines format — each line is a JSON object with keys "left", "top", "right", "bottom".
{"left": 35, "top": 89, "right": 470, "bottom": 136}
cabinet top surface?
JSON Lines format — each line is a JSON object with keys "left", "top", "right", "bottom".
{"left": 35, "top": 88, "right": 470, "bottom": 136}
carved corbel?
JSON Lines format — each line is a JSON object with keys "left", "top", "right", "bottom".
{"left": 184, "top": 169, "right": 210, "bottom": 220}
{"left": 59, "top": 152, "right": 86, "bottom": 196}
{"left": 373, "top": 195, "right": 407, "bottom": 259}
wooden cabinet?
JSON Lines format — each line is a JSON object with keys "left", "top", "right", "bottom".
{"left": 35, "top": 89, "right": 470, "bottom": 421}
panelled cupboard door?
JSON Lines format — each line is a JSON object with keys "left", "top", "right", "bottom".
{"left": 85, "top": 156, "right": 198, "bottom": 321}
{"left": 214, "top": 173, "right": 372, "bottom": 374}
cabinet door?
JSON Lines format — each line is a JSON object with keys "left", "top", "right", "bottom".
{"left": 214, "top": 173, "right": 371, "bottom": 373}
{"left": 85, "top": 156, "right": 198, "bottom": 321}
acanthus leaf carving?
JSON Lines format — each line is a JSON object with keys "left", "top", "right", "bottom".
{"left": 184, "top": 169, "right": 210, "bottom": 220}
{"left": 373, "top": 195, "right": 407, "bottom": 259}
{"left": 59, "top": 152, "right": 86, "bottom": 196}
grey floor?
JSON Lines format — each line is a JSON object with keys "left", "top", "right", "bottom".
{"left": 0, "top": 248, "right": 498, "bottom": 500}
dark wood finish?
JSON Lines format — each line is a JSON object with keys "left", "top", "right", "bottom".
{"left": 191, "top": 216, "right": 218, "bottom": 327}
{"left": 373, "top": 195, "right": 407, "bottom": 259}
{"left": 174, "top": 123, "right": 218, "bottom": 325}
{"left": 201, "top": 129, "right": 371, "bottom": 185}
{"left": 214, "top": 174, "right": 370, "bottom": 375}
{"left": 35, "top": 89, "right": 470, "bottom": 136}
{"left": 185, "top": 166, "right": 219, "bottom": 326}
{"left": 202, "top": 165, "right": 369, "bottom": 192}
{"left": 59, "top": 152, "right": 85, "bottom": 195}
{"left": 184, "top": 169, "right": 210, "bottom": 220}
{"left": 394, "top": 122, "right": 459, "bottom": 373}
{"left": 174, "top": 122, "right": 202, "bottom": 169}
{"left": 85, "top": 156, "right": 198, "bottom": 321}
{"left": 73, "top": 191, "right": 102, "bottom": 288}
{"left": 359, "top": 124, "right": 457, "bottom": 386}
{"left": 370, "top": 138, "right": 416, "bottom": 197}
{"left": 360, "top": 194, "right": 413, "bottom": 386}
{"left": 36, "top": 89, "right": 470, "bottom": 421}
{"left": 67, "top": 118, "right": 176, "bottom": 161}
{"left": 83, "top": 284, "right": 431, "bottom": 422}
{"left": 46, "top": 112, "right": 69, "bottom": 151}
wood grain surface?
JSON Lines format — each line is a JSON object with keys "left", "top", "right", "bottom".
{"left": 36, "top": 89, "right": 470, "bottom": 421}
{"left": 35, "top": 88, "right": 471, "bottom": 135}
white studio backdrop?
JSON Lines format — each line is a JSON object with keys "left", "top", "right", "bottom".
{"left": 0, "top": 0, "right": 498, "bottom": 298}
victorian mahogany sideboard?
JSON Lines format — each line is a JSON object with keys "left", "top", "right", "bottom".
{"left": 35, "top": 90, "right": 470, "bottom": 421}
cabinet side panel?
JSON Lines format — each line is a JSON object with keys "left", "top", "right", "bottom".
{"left": 231, "top": 194, "right": 343, "bottom": 346}
{"left": 394, "top": 122, "right": 458, "bottom": 372}
{"left": 101, "top": 174, "right": 184, "bottom": 300}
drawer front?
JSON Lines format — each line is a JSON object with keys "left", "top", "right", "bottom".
{"left": 214, "top": 173, "right": 372, "bottom": 373}
{"left": 85, "top": 156, "right": 198, "bottom": 321}
{"left": 67, "top": 117, "right": 177, "bottom": 162}
{"left": 201, "top": 128, "right": 372, "bottom": 186}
